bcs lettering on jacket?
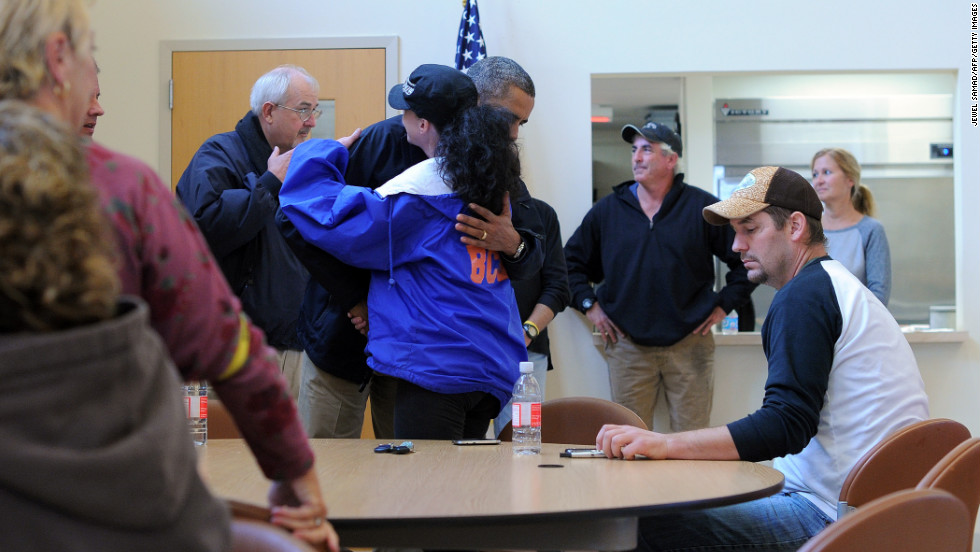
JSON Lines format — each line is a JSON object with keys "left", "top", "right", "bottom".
{"left": 468, "top": 245, "right": 509, "bottom": 284}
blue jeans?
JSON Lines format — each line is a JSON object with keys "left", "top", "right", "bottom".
{"left": 637, "top": 492, "right": 833, "bottom": 551}
{"left": 492, "top": 351, "right": 548, "bottom": 438}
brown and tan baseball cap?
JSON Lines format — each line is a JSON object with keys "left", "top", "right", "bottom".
{"left": 703, "top": 166, "right": 822, "bottom": 226}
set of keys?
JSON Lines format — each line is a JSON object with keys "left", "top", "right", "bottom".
{"left": 373, "top": 441, "right": 415, "bottom": 454}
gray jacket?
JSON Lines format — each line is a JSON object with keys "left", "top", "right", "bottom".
{"left": 0, "top": 297, "right": 229, "bottom": 551}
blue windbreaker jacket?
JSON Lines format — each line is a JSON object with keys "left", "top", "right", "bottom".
{"left": 279, "top": 139, "right": 526, "bottom": 407}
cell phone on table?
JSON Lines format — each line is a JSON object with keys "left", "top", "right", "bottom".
{"left": 452, "top": 439, "right": 501, "bottom": 445}
{"left": 560, "top": 448, "right": 606, "bottom": 458}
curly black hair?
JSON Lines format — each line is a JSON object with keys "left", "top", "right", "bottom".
{"left": 435, "top": 104, "right": 521, "bottom": 215}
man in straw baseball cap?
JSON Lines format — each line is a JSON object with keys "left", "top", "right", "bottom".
{"left": 595, "top": 166, "right": 928, "bottom": 551}
{"left": 702, "top": 165, "right": 825, "bottom": 288}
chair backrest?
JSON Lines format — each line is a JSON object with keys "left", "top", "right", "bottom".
{"left": 209, "top": 399, "right": 242, "bottom": 439}
{"left": 230, "top": 519, "right": 317, "bottom": 552}
{"left": 837, "top": 418, "right": 970, "bottom": 516}
{"left": 917, "top": 437, "right": 980, "bottom": 552}
{"left": 229, "top": 499, "right": 272, "bottom": 522}
{"left": 799, "top": 488, "right": 970, "bottom": 552}
{"left": 499, "top": 396, "right": 647, "bottom": 445}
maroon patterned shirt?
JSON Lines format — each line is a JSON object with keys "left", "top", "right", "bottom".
{"left": 87, "top": 142, "right": 312, "bottom": 480}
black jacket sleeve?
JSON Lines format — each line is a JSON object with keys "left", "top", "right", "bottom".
{"left": 176, "top": 137, "right": 279, "bottom": 260}
{"left": 520, "top": 198, "right": 569, "bottom": 317}
{"left": 499, "top": 180, "right": 544, "bottom": 281}
{"left": 563, "top": 206, "right": 603, "bottom": 313}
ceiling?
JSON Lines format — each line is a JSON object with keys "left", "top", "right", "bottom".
{"left": 590, "top": 75, "right": 683, "bottom": 128}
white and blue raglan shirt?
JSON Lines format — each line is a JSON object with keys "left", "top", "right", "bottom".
{"left": 727, "top": 257, "right": 928, "bottom": 519}
{"left": 278, "top": 139, "right": 526, "bottom": 408}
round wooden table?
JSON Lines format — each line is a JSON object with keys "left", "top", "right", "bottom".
{"left": 199, "top": 439, "right": 784, "bottom": 550}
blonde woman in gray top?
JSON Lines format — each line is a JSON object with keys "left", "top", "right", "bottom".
{"left": 811, "top": 147, "right": 891, "bottom": 305}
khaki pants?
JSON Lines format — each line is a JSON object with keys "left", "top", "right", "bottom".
{"left": 597, "top": 332, "right": 714, "bottom": 432}
{"left": 274, "top": 349, "right": 303, "bottom": 402}
{"left": 295, "top": 351, "right": 397, "bottom": 439}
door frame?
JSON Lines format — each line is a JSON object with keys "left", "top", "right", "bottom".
{"left": 158, "top": 36, "right": 399, "bottom": 184}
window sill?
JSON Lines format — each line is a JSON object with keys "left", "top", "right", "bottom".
{"left": 714, "top": 330, "right": 968, "bottom": 346}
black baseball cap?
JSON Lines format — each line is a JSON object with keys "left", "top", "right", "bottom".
{"left": 703, "top": 166, "right": 823, "bottom": 226}
{"left": 388, "top": 64, "right": 478, "bottom": 127}
{"left": 621, "top": 122, "right": 683, "bottom": 157}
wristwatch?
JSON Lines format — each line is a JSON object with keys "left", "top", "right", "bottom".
{"left": 523, "top": 320, "right": 539, "bottom": 342}
{"left": 509, "top": 238, "right": 527, "bottom": 261}
{"left": 581, "top": 297, "right": 594, "bottom": 312}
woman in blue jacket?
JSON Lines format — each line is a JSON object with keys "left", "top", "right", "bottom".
{"left": 279, "top": 65, "right": 527, "bottom": 440}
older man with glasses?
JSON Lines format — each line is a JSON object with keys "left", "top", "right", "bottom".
{"left": 177, "top": 64, "right": 322, "bottom": 398}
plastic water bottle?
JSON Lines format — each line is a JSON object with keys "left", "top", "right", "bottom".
{"left": 721, "top": 311, "right": 739, "bottom": 335}
{"left": 511, "top": 361, "right": 541, "bottom": 455}
{"left": 183, "top": 380, "right": 208, "bottom": 445}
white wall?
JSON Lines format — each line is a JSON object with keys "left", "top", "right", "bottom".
{"left": 89, "top": 0, "right": 979, "bottom": 435}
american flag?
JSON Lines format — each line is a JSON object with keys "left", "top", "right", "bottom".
{"left": 455, "top": 0, "right": 486, "bottom": 71}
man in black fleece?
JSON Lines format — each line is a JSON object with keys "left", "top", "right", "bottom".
{"left": 564, "top": 121, "right": 754, "bottom": 432}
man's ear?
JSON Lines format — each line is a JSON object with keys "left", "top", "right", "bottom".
{"left": 261, "top": 102, "right": 276, "bottom": 122}
{"left": 788, "top": 211, "right": 809, "bottom": 243}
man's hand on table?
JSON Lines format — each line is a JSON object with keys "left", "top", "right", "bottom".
{"left": 596, "top": 424, "right": 665, "bottom": 461}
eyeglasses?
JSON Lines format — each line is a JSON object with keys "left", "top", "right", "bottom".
{"left": 275, "top": 104, "right": 322, "bottom": 122}
{"left": 374, "top": 441, "right": 414, "bottom": 454}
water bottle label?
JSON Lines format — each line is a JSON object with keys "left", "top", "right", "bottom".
{"left": 721, "top": 312, "right": 738, "bottom": 335}
{"left": 512, "top": 402, "right": 541, "bottom": 428}
{"left": 184, "top": 395, "right": 208, "bottom": 419}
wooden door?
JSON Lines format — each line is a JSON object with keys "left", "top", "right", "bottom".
{"left": 171, "top": 48, "right": 387, "bottom": 190}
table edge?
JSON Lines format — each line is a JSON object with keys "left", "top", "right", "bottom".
{"left": 328, "top": 471, "right": 784, "bottom": 528}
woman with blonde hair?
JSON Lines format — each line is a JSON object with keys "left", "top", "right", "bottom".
{"left": 811, "top": 147, "right": 892, "bottom": 305}
{"left": 0, "top": 1, "right": 337, "bottom": 547}
{"left": 0, "top": 100, "right": 229, "bottom": 550}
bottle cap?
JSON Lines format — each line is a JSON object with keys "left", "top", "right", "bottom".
{"left": 520, "top": 361, "right": 534, "bottom": 373}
